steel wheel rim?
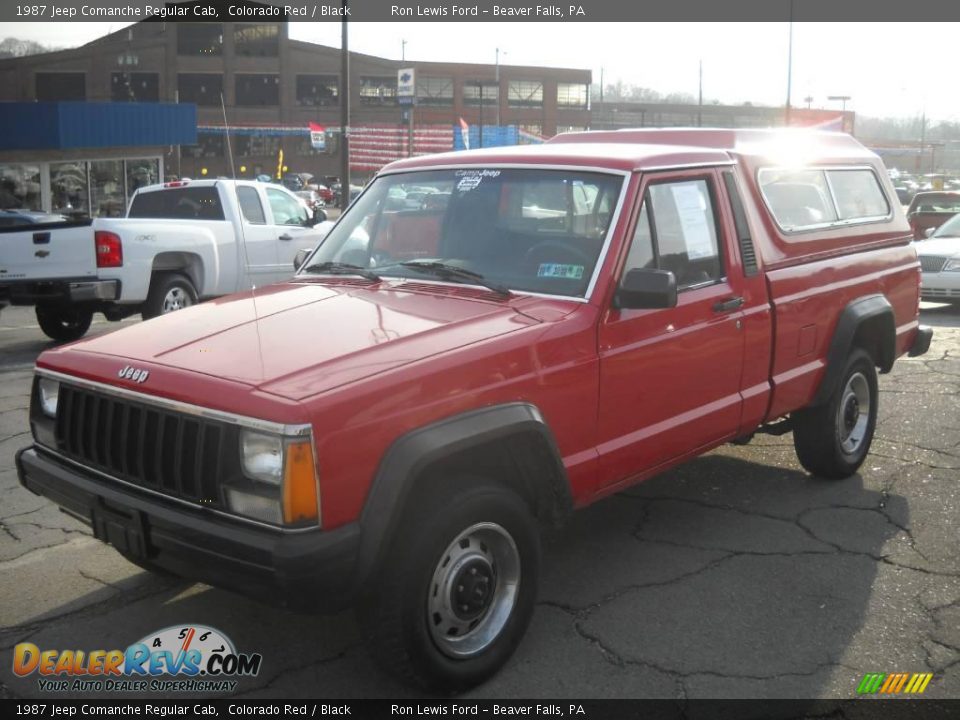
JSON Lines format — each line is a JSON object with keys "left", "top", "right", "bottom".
{"left": 161, "top": 287, "right": 192, "bottom": 313}
{"left": 837, "top": 371, "right": 871, "bottom": 454}
{"left": 427, "top": 521, "right": 521, "bottom": 659}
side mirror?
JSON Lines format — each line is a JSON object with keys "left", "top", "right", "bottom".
{"left": 293, "top": 248, "right": 312, "bottom": 271}
{"left": 615, "top": 268, "right": 677, "bottom": 310}
{"left": 312, "top": 206, "right": 327, "bottom": 224}
{"left": 924, "top": 227, "right": 936, "bottom": 239}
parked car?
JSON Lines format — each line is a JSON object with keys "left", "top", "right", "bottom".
{"left": 16, "top": 129, "right": 930, "bottom": 692}
{"left": 0, "top": 209, "right": 68, "bottom": 227}
{"left": 0, "top": 179, "right": 330, "bottom": 341}
{"left": 916, "top": 212, "right": 960, "bottom": 303}
{"left": 905, "top": 190, "right": 960, "bottom": 240}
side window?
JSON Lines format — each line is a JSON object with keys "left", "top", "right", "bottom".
{"left": 266, "top": 188, "right": 307, "bottom": 226}
{"left": 826, "top": 169, "right": 889, "bottom": 220}
{"left": 237, "top": 186, "right": 266, "bottom": 224}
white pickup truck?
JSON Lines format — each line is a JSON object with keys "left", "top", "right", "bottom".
{"left": 0, "top": 179, "right": 331, "bottom": 340}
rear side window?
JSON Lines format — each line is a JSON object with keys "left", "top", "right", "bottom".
{"left": 237, "top": 186, "right": 266, "bottom": 224}
{"left": 128, "top": 187, "right": 225, "bottom": 220}
{"left": 758, "top": 167, "right": 889, "bottom": 231}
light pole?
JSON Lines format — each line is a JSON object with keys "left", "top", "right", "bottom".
{"left": 401, "top": 39, "right": 406, "bottom": 62}
{"left": 495, "top": 48, "right": 507, "bottom": 128}
{"left": 785, "top": 1, "right": 793, "bottom": 126}
{"left": 339, "top": 0, "right": 350, "bottom": 211}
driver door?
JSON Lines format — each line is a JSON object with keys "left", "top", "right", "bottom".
{"left": 265, "top": 187, "right": 320, "bottom": 283}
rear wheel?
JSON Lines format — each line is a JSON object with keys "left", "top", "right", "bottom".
{"left": 142, "top": 273, "right": 198, "bottom": 320}
{"left": 358, "top": 477, "right": 540, "bottom": 692}
{"left": 35, "top": 305, "right": 93, "bottom": 342}
{"left": 793, "top": 348, "right": 879, "bottom": 479}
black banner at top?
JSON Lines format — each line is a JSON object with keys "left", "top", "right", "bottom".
{"left": 4, "top": 0, "right": 960, "bottom": 22}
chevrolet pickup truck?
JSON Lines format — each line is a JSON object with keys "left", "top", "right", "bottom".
{"left": 0, "top": 179, "right": 328, "bottom": 341}
{"left": 17, "top": 129, "right": 932, "bottom": 691}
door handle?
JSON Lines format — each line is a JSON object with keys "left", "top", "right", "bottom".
{"left": 712, "top": 296, "right": 744, "bottom": 313}
{"left": 278, "top": 233, "right": 293, "bottom": 241}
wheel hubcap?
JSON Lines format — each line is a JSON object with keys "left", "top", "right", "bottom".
{"left": 161, "top": 287, "right": 192, "bottom": 313}
{"left": 837, "top": 372, "right": 871, "bottom": 455}
{"left": 427, "top": 522, "right": 521, "bottom": 659}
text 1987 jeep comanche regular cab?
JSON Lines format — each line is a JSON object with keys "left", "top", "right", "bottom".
{"left": 17, "top": 129, "right": 932, "bottom": 690}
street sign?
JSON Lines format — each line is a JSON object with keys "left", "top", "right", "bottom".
{"left": 398, "top": 68, "right": 416, "bottom": 98}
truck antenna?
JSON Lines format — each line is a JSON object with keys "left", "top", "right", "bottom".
{"left": 220, "top": 93, "right": 237, "bottom": 180}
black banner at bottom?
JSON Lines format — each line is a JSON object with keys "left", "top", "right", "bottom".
{"left": 3, "top": 699, "right": 960, "bottom": 720}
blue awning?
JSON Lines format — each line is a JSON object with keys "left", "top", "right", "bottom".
{"left": 0, "top": 102, "right": 197, "bottom": 151}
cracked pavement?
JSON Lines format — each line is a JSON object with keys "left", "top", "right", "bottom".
{"left": 1, "top": 304, "right": 959, "bottom": 700}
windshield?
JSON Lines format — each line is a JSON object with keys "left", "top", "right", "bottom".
{"left": 301, "top": 168, "right": 623, "bottom": 298}
{"left": 932, "top": 213, "right": 960, "bottom": 238}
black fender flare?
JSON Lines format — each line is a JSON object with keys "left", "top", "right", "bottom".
{"left": 354, "top": 402, "right": 571, "bottom": 586}
{"left": 812, "top": 294, "right": 895, "bottom": 406}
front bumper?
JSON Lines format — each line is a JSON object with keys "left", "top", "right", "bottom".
{"left": 16, "top": 446, "right": 360, "bottom": 613}
{"left": 920, "top": 270, "right": 960, "bottom": 301}
{"left": 2, "top": 278, "right": 119, "bottom": 305}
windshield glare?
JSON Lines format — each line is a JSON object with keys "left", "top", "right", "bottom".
{"left": 303, "top": 168, "right": 623, "bottom": 298}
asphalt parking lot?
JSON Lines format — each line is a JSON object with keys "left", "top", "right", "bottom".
{"left": 1, "top": 303, "right": 958, "bottom": 700}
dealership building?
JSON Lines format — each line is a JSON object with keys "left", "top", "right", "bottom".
{"left": 0, "top": 19, "right": 592, "bottom": 215}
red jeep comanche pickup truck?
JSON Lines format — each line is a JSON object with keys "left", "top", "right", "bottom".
{"left": 17, "top": 129, "right": 932, "bottom": 691}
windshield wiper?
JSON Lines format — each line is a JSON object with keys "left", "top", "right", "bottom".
{"left": 397, "top": 260, "right": 512, "bottom": 297}
{"left": 302, "top": 261, "right": 381, "bottom": 282}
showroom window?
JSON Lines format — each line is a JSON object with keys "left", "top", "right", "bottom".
{"left": 508, "top": 80, "right": 543, "bottom": 108}
{"left": 184, "top": 135, "right": 225, "bottom": 159}
{"left": 234, "top": 23, "right": 279, "bottom": 57}
{"left": 111, "top": 72, "right": 160, "bottom": 102}
{"left": 296, "top": 74, "right": 338, "bottom": 106}
{"left": 235, "top": 74, "right": 280, "bottom": 106}
{"left": 177, "top": 23, "right": 223, "bottom": 56}
{"left": 416, "top": 77, "right": 454, "bottom": 107}
{"left": 557, "top": 82, "right": 590, "bottom": 109}
{"left": 233, "top": 135, "right": 282, "bottom": 158}
{"left": 126, "top": 158, "right": 160, "bottom": 197}
{"left": 177, "top": 73, "right": 222, "bottom": 106}
{"left": 463, "top": 82, "right": 499, "bottom": 106}
{"left": 0, "top": 165, "right": 42, "bottom": 210}
{"left": 50, "top": 162, "right": 89, "bottom": 217}
{"left": 90, "top": 160, "right": 125, "bottom": 218}
{"left": 35, "top": 72, "right": 86, "bottom": 101}
{"left": 360, "top": 76, "right": 397, "bottom": 105}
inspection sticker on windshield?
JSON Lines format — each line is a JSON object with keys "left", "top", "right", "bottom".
{"left": 456, "top": 169, "right": 500, "bottom": 192}
{"left": 538, "top": 263, "right": 584, "bottom": 280}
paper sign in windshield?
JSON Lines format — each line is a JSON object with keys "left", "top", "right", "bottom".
{"left": 538, "top": 263, "right": 584, "bottom": 280}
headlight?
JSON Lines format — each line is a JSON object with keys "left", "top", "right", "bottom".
{"left": 38, "top": 378, "right": 60, "bottom": 418}
{"left": 233, "top": 429, "right": 319, "bottom": 526}
{"left": 943, "top": 259, "right": 960, "bottom": 272}
{"left": 241, "top": 430, "right": 284, "bottom": 484}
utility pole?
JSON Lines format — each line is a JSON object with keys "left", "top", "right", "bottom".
{"left": 785, "top": 1, "right": 794, "bottom": 126}
{"left": 599, "top": 67, "right": 604, "bottom": 105}
{"left": 495, "top": 48, "right": 505, "bottom": 128}
{"left": 478, "top": 83, "right": 484, "bottom": 148}
{"left": 339, "top": 0, "right": 350, "bottom": 211}
{"left": 697, "top": 59, "right": 703, "bottom": 127}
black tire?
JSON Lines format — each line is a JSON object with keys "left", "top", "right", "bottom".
{"left": 793, "top": 348, "right": 879, "bottom": 479}
{"left": 141, "top": 273, "right": 198, "bottom": 320}
{"left": 35, "top": 305, "right": 93, "bottom": 342}
{"left": 358, "top": 477, "right": 541, "bottom": 692}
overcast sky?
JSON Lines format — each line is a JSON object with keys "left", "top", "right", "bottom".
{"left": 4, "top": 21, "right": 951, "bottom": 122}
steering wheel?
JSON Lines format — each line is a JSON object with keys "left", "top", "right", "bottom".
{"left": 523, "top": 240, "right": 593, "bottom": 267}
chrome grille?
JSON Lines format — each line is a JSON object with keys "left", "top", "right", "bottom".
{"left": 919, "top": 255, "right": 949, "bottom": 273}
{"left": 53, "top": 384, "right": 233, "bottom": 506}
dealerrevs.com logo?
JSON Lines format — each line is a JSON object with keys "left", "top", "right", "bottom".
{"left": 13, "top": 625, "right": 262, "bottom": 693}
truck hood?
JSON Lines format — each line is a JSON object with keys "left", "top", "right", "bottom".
{"left": 50, "top": 280, "right": 550, "bottom": 400}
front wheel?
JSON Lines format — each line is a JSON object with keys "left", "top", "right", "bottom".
{"left": 35, "top": 305, "right": 93, "bottom": 342}
{"left": 358, "top": 478, "right": 540, "bottom": 692}
{"left": 793, "top": 348, "right": 879, "bottom": 479}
